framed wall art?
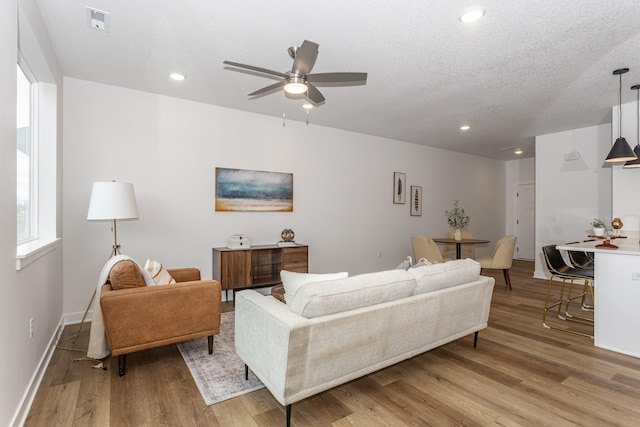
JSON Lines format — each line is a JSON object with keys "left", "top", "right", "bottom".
{"left": 215, "top": 167, "right": 293, "bottom": 212}
{"left": 393, "top": 172, "right": 406, "bottom": 204}
{"left": 410, "top": 185, "right": 422, "bottom": 216}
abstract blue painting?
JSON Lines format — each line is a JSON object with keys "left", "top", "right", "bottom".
{"left": 215, "top": 167, "right": 293, "bottom": 212}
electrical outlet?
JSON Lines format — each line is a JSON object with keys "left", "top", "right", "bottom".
{"left": 29, "top": 318, "right": 34, "bottom": 339}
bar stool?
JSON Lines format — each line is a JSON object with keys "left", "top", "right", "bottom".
{"left": 567, "top": 249, "right": 595, "bottom": 310}
{"left": 541, "top": 245, "right": 594, "bottom": 338}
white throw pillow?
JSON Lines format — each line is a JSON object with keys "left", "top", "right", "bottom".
{"left": 144, "top": 258, "right": 177, "bottom": 285}
{"left": 280, "top": 270, "right": 348, "bottom": 305}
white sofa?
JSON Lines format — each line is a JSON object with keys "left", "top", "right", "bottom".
{"left": 235, "top": 259, "right": 495, "bottom": 426}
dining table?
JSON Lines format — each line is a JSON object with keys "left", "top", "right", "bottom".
{"left": 432, "top": 238, "right": 490, "bottom": 259}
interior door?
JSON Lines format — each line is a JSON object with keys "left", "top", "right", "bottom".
{"left": 516, "top": 184, "right": 535, "bottom": 260}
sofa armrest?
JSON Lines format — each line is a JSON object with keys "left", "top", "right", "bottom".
{"left": 235, "top": 290, "right": 309, "bottom": 405}
{"left": 167, "top": 267, "right": 201, "bottom": 282}
{"left": 100, "top": 279, "right": 222, "bottom": 355}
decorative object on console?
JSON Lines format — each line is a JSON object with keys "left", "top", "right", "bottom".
{"left": 445, "top": 200, "right": 470, "bottom": 241}
{"left": 228, "top": 234, "right": 250, "bottom": 249}
{"left": 215, "top": 167, "right": 293, "bottom": 212}
{"left": 393, "top": 172, "right": 406, "bottom": 204}
{"left": 410, "top": 186, "right": 422, "bottom": 216}
{"left": 87, "top": 181, "right": 139, "bottom": 257}
{"left": 605, "top": 68, "right": 637, "bottom": 163}
{"left": 281, "top": 229, "right": 295, "bottom": 242}
{"left": 624, "top": 84, "right": 640, "bottom": 168}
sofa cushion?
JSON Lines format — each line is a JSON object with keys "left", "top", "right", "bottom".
{"left": 144, "top": 258, "right": 177, "bottom": 285}
{"left": 290, "top": 269, "right": 416, "bottom": 319}
{"left": 407, "top": 258, "right": 481, "bottom": 295}
{"left": 109, "top": 260, "right": 146, "bottom": 290}
{"left": 281, "top": 270, "right": 348, "bottom": 305}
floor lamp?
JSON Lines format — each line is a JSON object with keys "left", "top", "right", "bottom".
{"left": 72, "top": 181, "right": 139, "bottom": 344}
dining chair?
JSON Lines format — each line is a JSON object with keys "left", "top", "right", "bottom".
{"left": 410, "top": 235, "right": 444, "bottom": 264}
{"left": 541, "top": 245, "right": 594, "bottom": 338}
{"left": 442, "top": 229, "right": 475, "bottom": 261}
{"left": 476, "top": 235, "right": 516, "bottom": 290}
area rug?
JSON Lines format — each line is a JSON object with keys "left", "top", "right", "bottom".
{"left": 177, "top": 311, "right": 264, "bottom": 405}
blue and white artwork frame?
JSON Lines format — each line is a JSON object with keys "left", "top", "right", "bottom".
{"left": 215, "top": 167, "right": 293, "bottom": 212}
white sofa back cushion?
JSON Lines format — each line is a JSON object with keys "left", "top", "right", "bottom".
{"left": 408, "top": 258, "right": 481, "bottom": 295}
{"left": 281, "top": 270, "right": 349, "bottom": 305}
{"left": 290, "top": 270, "right": 416, "bottom": 319}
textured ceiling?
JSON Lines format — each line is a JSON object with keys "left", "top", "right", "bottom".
{"left": 33, "top": 0, "right": 640, "bottom": 160}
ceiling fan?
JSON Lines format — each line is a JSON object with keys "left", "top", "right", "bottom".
{"left": 223, "top": 40, "right": 367, "bottom": 106}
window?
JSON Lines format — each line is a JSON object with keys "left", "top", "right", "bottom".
{"left": 17, "top": 62, "right": 36, "bottom": 243}
{"left": 15, "top": 54, "right": 59, "bottom": 269}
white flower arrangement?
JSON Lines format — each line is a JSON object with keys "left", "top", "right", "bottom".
{"left": 445, "top": 200, "right": 470, "bottom": 229}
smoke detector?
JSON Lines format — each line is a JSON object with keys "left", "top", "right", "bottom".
{"left": 86, "top": 7, "right": 110, "bottom": 32}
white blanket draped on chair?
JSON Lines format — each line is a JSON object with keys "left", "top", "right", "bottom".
{"left": 87, "top": 254, "right": 137, "bottom": 359}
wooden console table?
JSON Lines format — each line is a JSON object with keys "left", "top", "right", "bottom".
{"left": 212, "top": 244, "right": 308, "bottom": 300}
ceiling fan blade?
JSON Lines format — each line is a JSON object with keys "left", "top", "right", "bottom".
{"left": 307, "top": 72, "right": 368, "bottom": 84}
{"left": 306, "top": 83, "right": 325, "bottom": 105}
{"left": 223, "top": 61, "right": 288, "bottom": 78}
{"left": 248, "top": 81, "right": 284, "bottom": 97}
{"left": 291, "top": 40, "right": 319, "bottom": 75}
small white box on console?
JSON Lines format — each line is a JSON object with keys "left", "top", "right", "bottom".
{"left": 228, "top": 234, "right": 250, "bottom": 249}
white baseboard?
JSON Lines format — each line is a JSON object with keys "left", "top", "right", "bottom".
{"left": 11, "top": 316, "right": 65, "bottom": 427}
{"left": 64, "top": 309, "right": 94, "bottom": 325}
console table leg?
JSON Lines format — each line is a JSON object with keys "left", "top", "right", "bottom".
{"left": 473, "top": 331, "right": 478, "bottom": 348}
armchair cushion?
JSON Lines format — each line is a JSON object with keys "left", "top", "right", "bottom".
{"left": 145, "top": 258, "right": 177, "bottom": 285}
{"left": 109, "top": 260, "right": 146, "bottom": 290}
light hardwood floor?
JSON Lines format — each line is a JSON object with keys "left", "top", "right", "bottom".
{"left": 25, "top": 260, "right": 640, "bottom": 426}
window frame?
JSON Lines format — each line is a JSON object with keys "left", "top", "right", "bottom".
{"left": 16, "top": 58, "right": 39, "bottom": 245}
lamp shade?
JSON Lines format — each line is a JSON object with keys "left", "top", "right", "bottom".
{"left": 605, "top": 137, "right": 637, "bottom": 162}
{"left": 87, "top": 181, "right": 139, "bottom": 220}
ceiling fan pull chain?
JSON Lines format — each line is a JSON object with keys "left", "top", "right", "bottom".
{"left": 282, "top": 90, "right": 286, "bottom": 127}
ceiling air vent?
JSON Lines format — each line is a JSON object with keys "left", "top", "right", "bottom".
{"left": 86, "top": 7, "right": 110, "bottom": 32}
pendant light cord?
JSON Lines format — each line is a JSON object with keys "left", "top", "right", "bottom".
{"left": 619, "top": 72, "right": 623, "bottom": 139}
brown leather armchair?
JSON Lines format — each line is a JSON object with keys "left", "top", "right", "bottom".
{"left": 100, "top": 267, "right": 222, "bottom": 376}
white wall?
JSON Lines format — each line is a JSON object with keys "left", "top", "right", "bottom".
{"left": 1, "top": 1, "right": 64, "bottom": 426}
{"left": 63, "top": 77, "right": 507, "bottom": 314}
{"left": 534, "top": 124, "right": 612, "bottom": 277}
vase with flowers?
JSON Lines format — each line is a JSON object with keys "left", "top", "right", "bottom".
{"left": 445, "top": 200, "right": 470, "bottom": 241}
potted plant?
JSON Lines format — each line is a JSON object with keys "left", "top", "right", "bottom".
{"left": 445, "top": 200, "right": 470, "bottom": 241}
{"left": 591, "top": 218, "right": 606, "bottom": 236}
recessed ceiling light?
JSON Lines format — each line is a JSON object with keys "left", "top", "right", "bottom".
{"left": 459, "top": 7, "right": 485, "bottom": 24}
{"left": 169, "top": 73, "right": 186, "bottom": 81}
{"left": 302, "top": 103, "right": 314, "bottom": 110}
{"left": 460, "top": 125, "right": 470, "bottom": 131}
{"left": 514, "top": 149, "right": 523, "bottom": 155}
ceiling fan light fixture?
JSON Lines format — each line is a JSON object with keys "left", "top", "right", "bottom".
{"left": 284, "top": 76, "right": 308, "bottom": 94}
{"left": 459, "top": 7, "right": 485, "bottom": 24}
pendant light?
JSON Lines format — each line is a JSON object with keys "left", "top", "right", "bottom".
{"left": 606, "top": 68, "right": 637, "bottom": 162}
{"left": 623, "top": 84, "right": 640, "bottom": 168}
